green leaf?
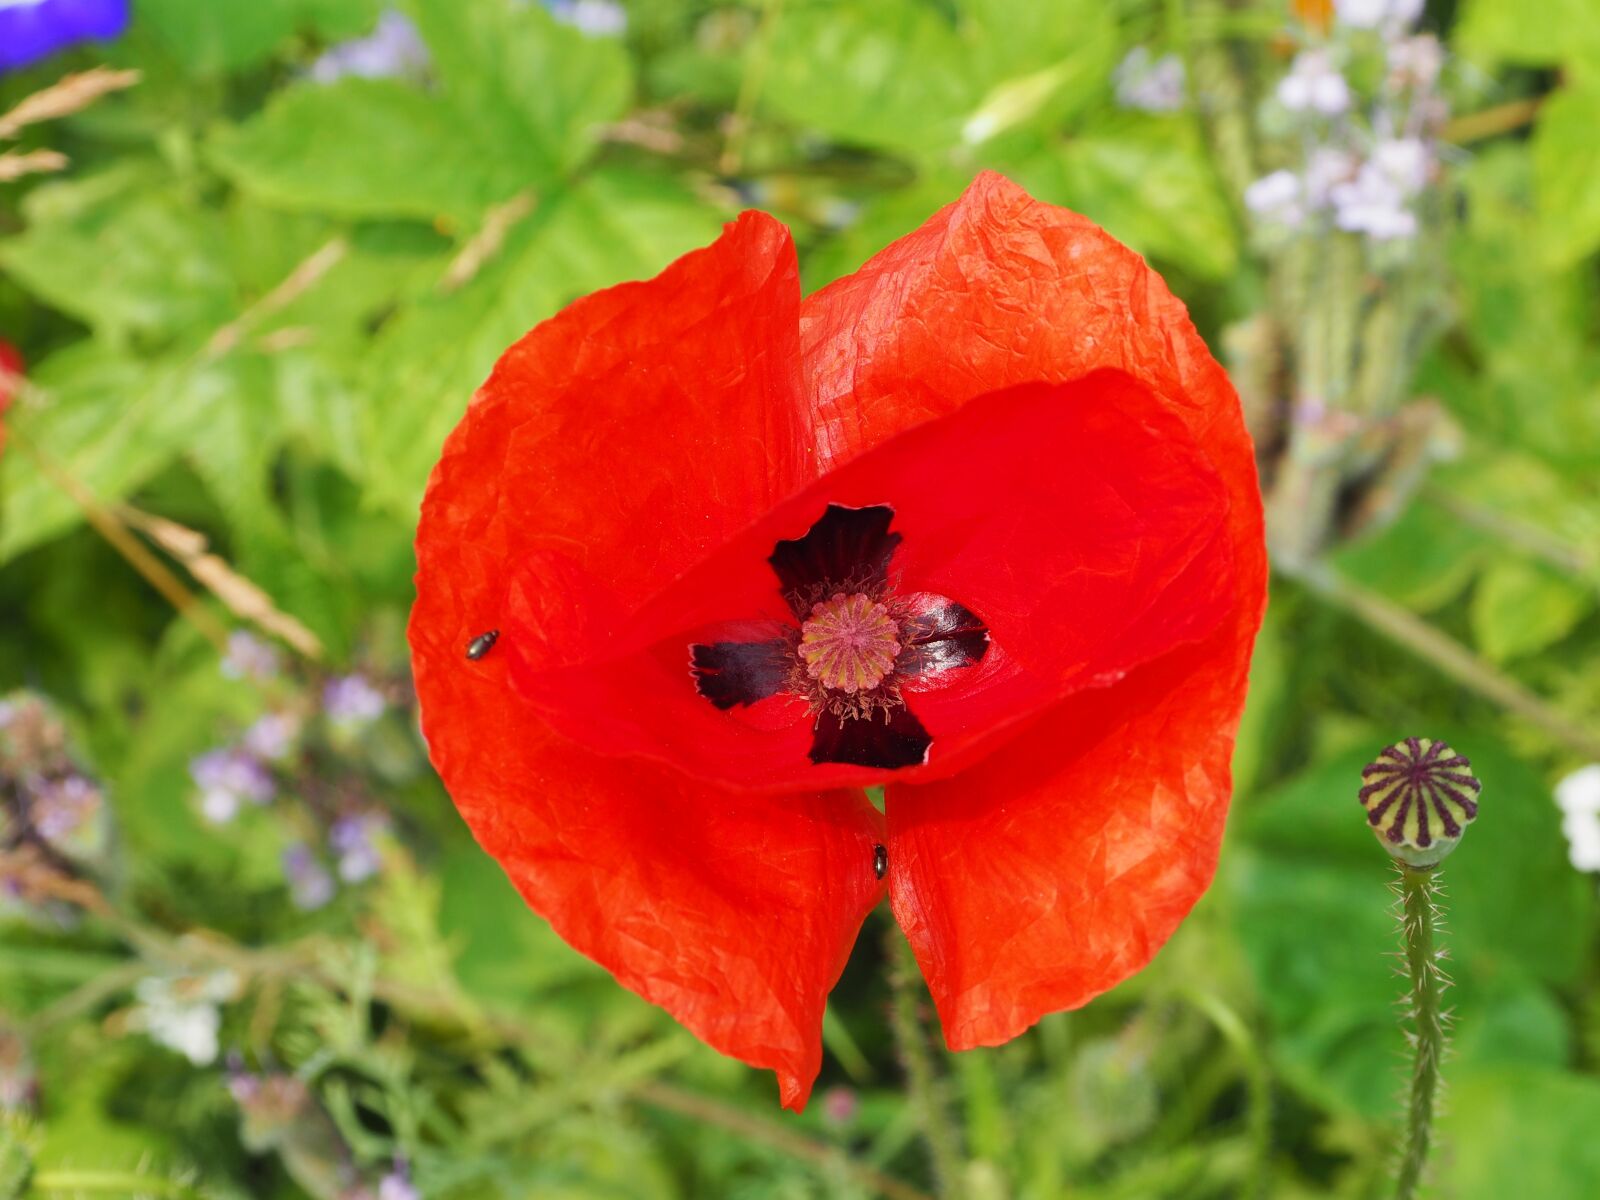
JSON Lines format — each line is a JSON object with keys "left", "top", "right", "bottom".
{"left": 359, "top": 169, "right": 725, "bottom": 514}
{"left": 211, "top": 78, "right": 527, "bottom": 224}
{"left": 0, "top": 180, "right": 235, "bottom": 345}
{"left": 403, "top": 0, "right": 631, "bottom": 185}
{"left": 1534, "top": 84, "right": 1600, "bottom": 267}
{"left": 0, "top": 348, "right": 248, "bottom": 561}
{"left": 762, "top": 0, "right": 1114, "bottom": 158}
{"left": 1457, "top": 0, "right": 1600, "bottom": 71}
{"left": 1443, "top": 1068, "right": 1600, "bottom": 1199}
{"left": 763, "top": 0, "right": 977, "bottom": 155}
{"left": 1331, "top": 501, "right": 1493, "bottom": 611}
{"left": 136, "top": 0, "right": 302, "bottom": 73}
{"left": 1471, "top": 559, "right": 1591, "bottom": 662}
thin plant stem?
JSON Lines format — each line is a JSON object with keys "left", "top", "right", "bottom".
{"left": 885, "top": 923, "right": 966, "bottom": 1198}
{"left": 30, "top": 1169, "right": 204, "bottom": 1198}
{"left": 8, "top": 427, "right": 231, "bottom": 654}
{"left": 635, "top": 1081, "right": 936, "bottom": 1200}
{"left": 1182, "top": 988, "right": 1273, "bottom": 1199}
{"left": 1290, "top": 559, "right": 1600, "bottom": 760}
{"left": 1394, "top": 863, "right": 1446, "bottom": 1200}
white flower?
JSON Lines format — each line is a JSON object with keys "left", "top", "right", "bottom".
{"left": 1388, "top": 34, "right": 1444, "bottom": 90}
{"left": 1557, "top": 765, "right": 1600, "bottom": 815}
{"left": 1335, "top": 0, "right": 1424, "bottom": 30}
{"left": 1554, "top": 767, "right": 1600, "bottom": 872}
{"left": 1278, "top": 49, "right": 1351, "bottom": 116}
{"left": 1114, "top": 47, "right": 1186, "bottom": 113}
{"left": 1371, "top": 136, "right": 1431, "bottom": 195}
{"left": 131, "top": 973, "right": 237, "bottom": 1065}
{"left": 1331, "top": 159, "right": 1417, "bottom": 240}
{"left": 1304, "top": 147, "right": 1360, "bottom": 209}
{"left": 1244, "top": 169, "right": 1306, "bottom": 228}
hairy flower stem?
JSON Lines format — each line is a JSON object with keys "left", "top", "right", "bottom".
{"left": 885, "top": 925, "right": 966, "bottom": 1198}
{"left": 1394, "top": 864, "right": 1446, "bottom": 1200}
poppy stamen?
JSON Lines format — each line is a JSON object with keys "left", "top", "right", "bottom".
{"left": 799, "top": 592, "right": 902, "bottom": 694}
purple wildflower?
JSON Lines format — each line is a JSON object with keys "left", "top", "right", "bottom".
{"left": 221, "top": 632, "right": 281, "bottom": 682}
{"left": 242, "top": 712, "right": 300, "bottom": 763}
{"left": 544, "top": 0, "right": 627, "bottom": 37}
{"left": 330, "top": 812, "right": 387, "bottom": 883}
{"left": 309, "top": 9, "right": 430, "bottom": 83}
{"left": 25, "top": 773, "right": 100, "bottom": 844}
{"left": 190, "top": 747, "right": 274, "bottom": 824}
{"left": 283, "top": 844, "right": 336, "bottom": 910}
{"left": 377, "top": 1162, "right": 420, "bottom": 1200}
{"left": 0, "top": 0, "right": 129, "bottom": 73}
{"left": 323, "top": 674, "right": 386, "bottom": 727}
{"left": 821, "top": 1085, "right": 859, "bottom": 1125}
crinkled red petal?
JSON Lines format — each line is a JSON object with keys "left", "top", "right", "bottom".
{"left": 510, "top": 371, "right": 1236, "bottom": 792}
{"left": 409, "top": 215, "right": 885, "bottom": 1109}
{"left": 0, "top": 339, "right": 21, "bottom": 455}
{"left": 799, "top": 172, "right": 1268, "bottom": 1046}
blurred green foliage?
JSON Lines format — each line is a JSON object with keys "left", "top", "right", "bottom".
{"left": 2, "top": 1, "right": 1599, "bottom": 1198}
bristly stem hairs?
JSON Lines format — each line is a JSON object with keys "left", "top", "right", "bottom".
{"left": 1358, "top": 737, "right": 1481, "bottom": 1199}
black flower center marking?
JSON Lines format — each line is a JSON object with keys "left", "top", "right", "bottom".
{"left": 689, "top": 504, "right": 989, "bottom": 769}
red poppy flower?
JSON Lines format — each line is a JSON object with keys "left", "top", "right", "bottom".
{"left": 0, "top": 339, "right": 22, "bottom": 456}
{"left": 409, "top": 172, "right": 1267, "bottom": 1110}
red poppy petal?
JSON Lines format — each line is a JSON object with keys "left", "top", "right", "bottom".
{"left": 885, "top": 630, "right": 1249, "bottom": 1049}
{"left": 800, "top": 171, "right": 1245, "bottom": 470}
{"left": 411, "top": 546, "right": 885, "bottom": 1110}
{"left": 434, "top": 209, "right": 815, "bottom": 676}
{"left": 802, "top": 172, "right": 1267, "bottom": 1046}
{"left": 0, "top": 340, "right": 20, "bottom": 455}
{"left": 411, "top": 216, "right": 885, "bottom": 1109}
{"left": 509, "top": 370, "right": 1236, "bottom": 792}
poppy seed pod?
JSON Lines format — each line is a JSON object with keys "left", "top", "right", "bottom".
{"left": 1360, "top": 737, "right": 1481, "bottom": 869}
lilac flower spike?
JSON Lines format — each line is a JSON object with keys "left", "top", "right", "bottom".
{"left": 0, "top": 0, "right": 129, "bottom": 73}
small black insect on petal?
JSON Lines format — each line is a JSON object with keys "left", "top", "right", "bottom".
{"left": 466, "top": 629, "right": 500, "bottom": 661}
{"left": 873, "top": 843, "right": 888, "bottom": 880}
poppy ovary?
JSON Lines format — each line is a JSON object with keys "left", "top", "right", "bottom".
{"left": 1359, "top": 737, "right": 1481, "bottom": 870}
{"left": 798, "top": 592, "right": 902, "bottom": 695}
